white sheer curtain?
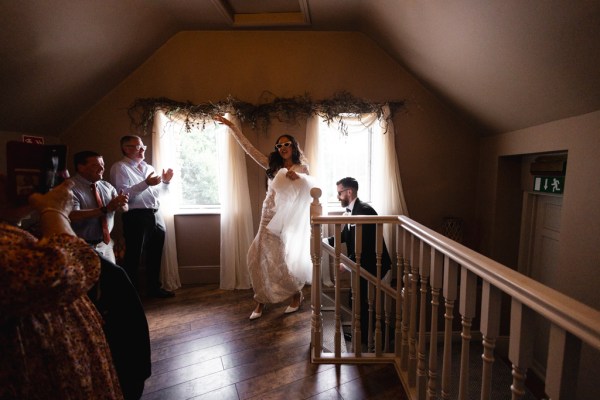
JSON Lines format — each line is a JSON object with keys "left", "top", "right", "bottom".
{"left": 152, "top": 111, "right": 182, "bottom": 291}
{"left": 372, "top": 104, "right": 409, "bottom": 217}
{"left": 218, "top": 114, "right": 253, "bottom": 289}
{"left": 371, "top": 105, "right": 409, "bottom": 247}
{"left": 311, "top": 106, "right": 408, "bottom": 248}
{"left": 305, "top": 115, "right": 334, "bottom": 286}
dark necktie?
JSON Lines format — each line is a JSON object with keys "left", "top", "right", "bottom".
{"left": 91, "top": 183, "right": 110, "bottom": 244}
{"left": 344, "top": 208, "right": 351, "bottom": 230}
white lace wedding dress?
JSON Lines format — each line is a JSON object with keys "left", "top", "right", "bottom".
{"left": 221, "top": 117, "right": 313, "bottom": 304}
{"left": 248, "top": 164, "right": 313, "bottom": 304}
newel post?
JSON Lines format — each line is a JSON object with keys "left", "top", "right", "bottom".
{"left": 310, "top": 187, "right": 323, "bottom": 360}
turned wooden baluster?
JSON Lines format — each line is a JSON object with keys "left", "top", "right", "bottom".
{"left": 400, "top": 228, "right": 411, "bottom": 369}
{"left": 384, "top": 291, "right": 392, "bottom": 353}
{"left": 333, "top": 223, "right": 343, "bottom": 357}
{"left": 546, "top": 325, "right": 581, "bottom": 399}
{"left": 408, "top": 233, "right": 420, "bottom": 386}
{"left": 458, "top": 266, "right": 477, "bottom": 400}
{"left": 417, "top": 241, "right": 431, "bottom": 400}
{"left": 349, "top": 267, "right": 356, "bottom": 350}
{"left": 480, "top": 282, "right": 501, "bottom": 400}
{"left": 441, "top": 258, "right": 459, "bottom": 400}
{"left": 395, "top": 224, "right": 404, "bottom": 358}
{"left": 373, "top": 223, "right": 385, "bottom": 355}
{"left": 427, "top": 249, "right": 444, "bottom": 400}
{"left": 509, "top": 299, "right": 534, "bottom": 400}
{"left": 310, "top": 188, "right": 323, "bottom": 357}
{"left": 367, "top": 280, "right": 375, "bottom": 352}
{"left": 353, "top": 224, "right": 364, "bottom": 355}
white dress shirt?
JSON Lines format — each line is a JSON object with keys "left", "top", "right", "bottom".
{"left": 110, "top": 157, "right": 169, "bottom": 210}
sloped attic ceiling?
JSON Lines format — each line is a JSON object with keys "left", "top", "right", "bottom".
{"left": 0, "top": 0, "right": 599, "bottom": 136}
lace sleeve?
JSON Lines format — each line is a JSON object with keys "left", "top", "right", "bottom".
{"left": 218, "top": 116, "right": 268, "bottom": 169}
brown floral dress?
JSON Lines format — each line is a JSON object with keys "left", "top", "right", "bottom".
{"left": 0, "top": 222, "right": 123, "bottom": 399}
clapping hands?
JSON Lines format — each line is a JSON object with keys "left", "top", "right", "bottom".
{"left": 145, "top": 172, "right": 162, "bottom": 186}
{"left": 145, "top": 168, "right": 174, "bottom": 186}
{"left": 162, "top": 168, "right": 174, "bottom": 183}
{"left": 108, "top": 190, "right": 129, "bottom": 212}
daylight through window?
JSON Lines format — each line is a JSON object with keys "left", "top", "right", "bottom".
{"left": 161, "top": 118, "right": 224, "bottom": 208}
{"left": 318, "top": 115, "right": 375, "bottom": 204}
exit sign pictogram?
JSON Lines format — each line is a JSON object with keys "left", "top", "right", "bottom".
{"left": 533, "top": 176, "right": 564, "bottom": 194}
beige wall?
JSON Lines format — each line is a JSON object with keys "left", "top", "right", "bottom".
{"left": 477, "top": 111, "right": 600, "bottom": 399}
{"left": 60, "top": 30, "right": 479, "bottom": 270}
{"left": 478, "top": 109, "right": 600, "bottom": 310}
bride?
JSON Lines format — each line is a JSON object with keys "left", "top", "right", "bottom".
{"left": 215, "top": 115, "right": 314, "bottom": 320}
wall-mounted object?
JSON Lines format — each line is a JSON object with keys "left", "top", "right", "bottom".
{"left": 533, "top": 176, "right": 565, "bottom": 194}
{"left": 529, "top": 154, "right": 567, "bottom": 176}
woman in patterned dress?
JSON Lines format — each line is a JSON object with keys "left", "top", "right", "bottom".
{"left": 0, "top": 177, "right": 123, "bottom": 399}
{"left": 216, "top": 116, "right": 314, "bottom": 320}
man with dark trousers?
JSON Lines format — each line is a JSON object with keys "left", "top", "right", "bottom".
{"left": 66, "top": 151, "right": 151, "bottom": 398}
{"left": 88, "top": 256, "right": 151, "bottom": 399}
{"left": 328, "top": 177, "right": 391, "bottom": 349}
{"left": 110, "top": 135, "right": 175, "bottom": 298}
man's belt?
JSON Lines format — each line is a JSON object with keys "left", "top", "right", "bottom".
{"left": 128, "top": 208, "right": 158, "bottom": 213}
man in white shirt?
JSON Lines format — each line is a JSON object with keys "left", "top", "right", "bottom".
{"left": 110, "top": 135, "right": 175, "bottom": 298}
{"left": 70, "top": 150, "right": 128, "bottom": 263}
{"left": 72, "top": 150, "right": 151, "bottom": 397}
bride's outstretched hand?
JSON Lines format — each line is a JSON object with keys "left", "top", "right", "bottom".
{"left": 214, "top": 115, "right": 232, "bottom": 127}
{"left": 214, "top": 113, "right": 268, "bottom": 169}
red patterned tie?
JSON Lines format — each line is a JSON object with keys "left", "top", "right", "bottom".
{"left": 91, "top": 183, "right": 110, "bottom": 244}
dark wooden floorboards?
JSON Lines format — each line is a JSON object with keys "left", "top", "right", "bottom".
{"left": 140, "top": 284, "right": 407, "bottom": 400}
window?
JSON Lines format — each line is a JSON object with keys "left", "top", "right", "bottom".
{"left": 157, "top": 111, "right": 390, "bottom": 212}
{"left": 159, "top": 116, "right": 225, "bottom": 209}
{"left": 317, "top": 115, "right": 376, "bottom": 205}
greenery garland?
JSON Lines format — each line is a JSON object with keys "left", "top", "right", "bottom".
{"left": 127, "top": 91, "right": 405, "bottom": 135}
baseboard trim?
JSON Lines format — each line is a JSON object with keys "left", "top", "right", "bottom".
{"left": 178, "top": 265, "right": 220, "bottom": 284}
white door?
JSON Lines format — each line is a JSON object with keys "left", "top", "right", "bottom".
{"left": 529, "top": 194, "right": 562, "bottom": 285}
{"left": 521, "top": 193, "right": 563, "bottom": 376}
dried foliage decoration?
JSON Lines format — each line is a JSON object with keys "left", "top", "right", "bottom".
{"left": 127, "top": 91, "right": 405, "bottom": 135}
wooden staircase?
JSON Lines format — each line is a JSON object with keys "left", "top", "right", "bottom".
{"left": 308, "top": 189, "right": 600, "bottom": 400}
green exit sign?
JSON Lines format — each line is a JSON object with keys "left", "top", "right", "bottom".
{"left": 533, "top": 176, "right": 565, "bottom": 194}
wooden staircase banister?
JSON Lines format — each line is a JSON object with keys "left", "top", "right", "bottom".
{"left": 309, "top": 188, "right": 600, "bottom": 399}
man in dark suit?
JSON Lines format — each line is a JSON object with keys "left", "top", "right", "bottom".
{"left": 328, "top": 177, "right": 392, "bottom": 349}
{"left": 88, "top": 255, "right": 151, "bottom": 399}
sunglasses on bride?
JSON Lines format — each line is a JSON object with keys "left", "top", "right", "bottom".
{"left": 275, "top": 141, "right": 292, "bottom": 150}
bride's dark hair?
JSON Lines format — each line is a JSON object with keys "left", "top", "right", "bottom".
{"left": 266, "top": 134, "right": 306, "bottom": 179}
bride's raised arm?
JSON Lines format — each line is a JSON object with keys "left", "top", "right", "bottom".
{"left": 214, "top": 115, "right": 269, "bottom": 170}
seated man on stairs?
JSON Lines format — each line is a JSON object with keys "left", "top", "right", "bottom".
{"left": 327, "top": 177, "right": 392, "bottom": 350}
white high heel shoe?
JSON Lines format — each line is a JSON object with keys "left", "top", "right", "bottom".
{"left": 284, "top": 292, "right": 304, "bottom": 314}
{"left": 249, "top": 303, "right": 264, "bottom": 320}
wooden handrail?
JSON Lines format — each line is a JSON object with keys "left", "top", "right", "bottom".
{"left": 312, "top": 213, "right": 600, "bottom": 350}
{"left": 396, "top": 215, "right": 600, "bottom": 350}
{"left": 310, "top": 188, "right": 600, "bottom": 399}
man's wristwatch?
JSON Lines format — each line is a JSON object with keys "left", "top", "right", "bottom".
{"left": 100, "top": 206, "right": 108, "bottom": 214}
